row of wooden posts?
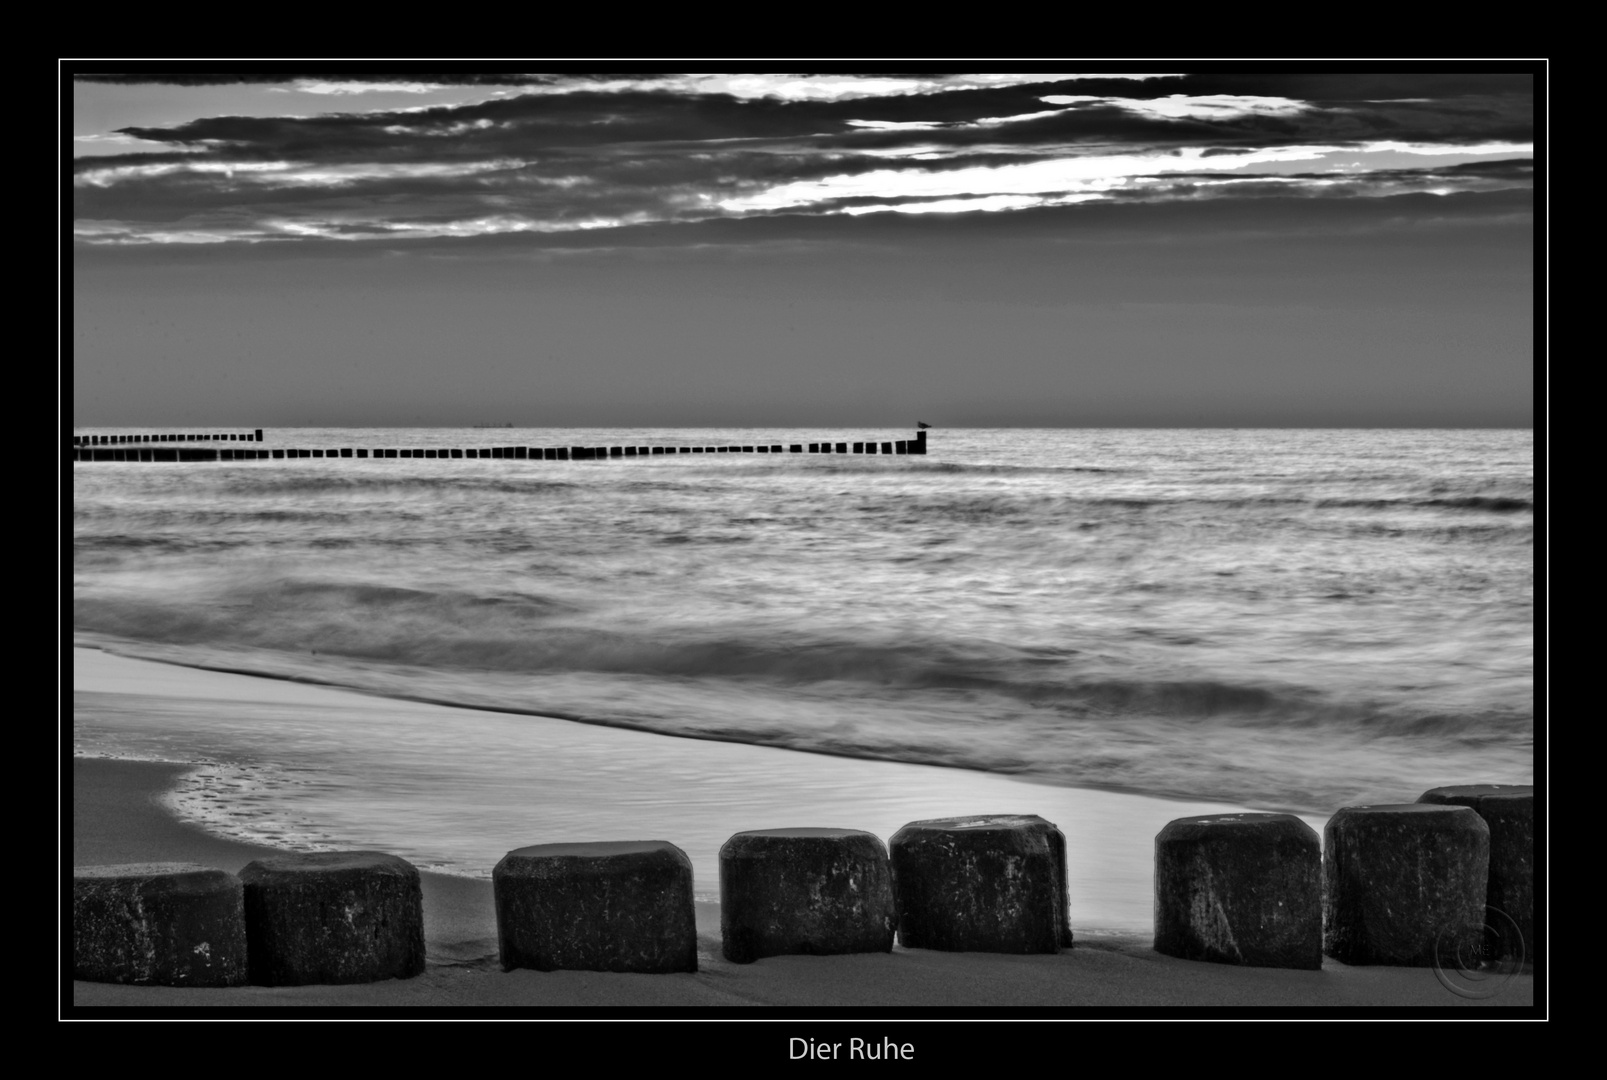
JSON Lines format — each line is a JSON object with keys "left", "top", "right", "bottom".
{"left": 71, "top": 430, "right": 929, "bottom": 462}
{"left": 72, "top": 786, "right": 1532, "bottom": 988}
{"left": 75, "top": 430, "right": 263, "bottom": 445}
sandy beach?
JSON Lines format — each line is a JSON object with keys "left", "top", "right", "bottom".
{"left": 68, "top": 648, "right": 1536, "bottom": 1015}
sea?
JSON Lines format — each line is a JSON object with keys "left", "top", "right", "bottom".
{"left": 71, "top": 427, "right": 1535, "bottom": 914}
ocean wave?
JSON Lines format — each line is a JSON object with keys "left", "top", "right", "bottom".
{"left": 857, "top": 492, "right": 1538, "bottom": 526}
{"left": 1419, "top": 496, "right": 1534, "bottom": 512}
{"left": 72, "top": 575, "right": 1532, "bottom": 749}
{"left": 916, "top": 493, "right": 1535, "bottom": 512}
{"left": 1311, "top": 496, "right": 1532, "bottom": 512}
{"left": 908, "top": 462, "right": 1130, "bottom": 475}
{"left": 214, "top": 474, "right": 584, "bottom": 497}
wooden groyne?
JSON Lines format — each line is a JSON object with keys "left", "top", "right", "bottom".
{"left": 72, "top": 429, "right": 929, "bottom": 462}
{"left": 74, "top": 430, "right": 262, "bottom": 446}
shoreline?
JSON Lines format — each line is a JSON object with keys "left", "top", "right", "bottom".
{"left": 68, "top": 652, "right": 1535, "bottom": 1010}
{"left": 76, "top": 634, "right": 1335, "bottom": 822}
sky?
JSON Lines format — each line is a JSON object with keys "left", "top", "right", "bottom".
{"left": 69, "top": 68, "right": 1538, "bottom": 428}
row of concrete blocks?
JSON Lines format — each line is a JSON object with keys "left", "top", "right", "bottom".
{"left": 1156, "top": 785, "right": 1534, "bottom": 970}
{"left": 72, "top": 436, "right": 929, "bottom": 463}
{"left": 74, "top": 431, "right": 263, "bottom": 445}
{"left": 73, "top": 815, "right": 1068, "bottom": 986}
{"left": 72, "top": 787, "right": 1533, "bottom": 986}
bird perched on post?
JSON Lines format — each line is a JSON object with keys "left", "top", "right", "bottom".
{"left": 917, "top": 421, "right": 931, "bottom": 429}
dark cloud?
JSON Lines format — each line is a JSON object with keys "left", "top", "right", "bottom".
{"left": 70, "top": 150, "right": 214, "bottom": 172}
{"left": 1168, "top": 70, "right": 1532, "bottom": 101}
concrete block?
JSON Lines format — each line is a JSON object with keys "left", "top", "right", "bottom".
{"left": 73, "top": 863, "right": 247, "bottom": 987}
{"left": 239, "top": 851, "right": 426, "bottom": 985}
{"left": 1154, "top": 813, "right": 1321, "bottom": 968}
{"left": 889, "top": 815, "right": 1070, "bottom": 953}
{"left": 1323, "top": 804, "right": 1489, "bottom": 966}
{"left": 719, "top": 829, "right": 895, "bottom": 963}
{"left": 494, "top": 841, "right": 697, "bottom": 973}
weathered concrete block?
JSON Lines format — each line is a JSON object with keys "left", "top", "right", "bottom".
{"left": 494, "top": 841, "right": 697, "bottom": 973}
{"left": 239, "top": 851, "right": 425, "bottom": 985}
{"left": 73, "top": 863, "right": 247, "bottom": 986}
{"left": 719, "top": 828, "right": 895, "bottom": 963}
{"left": 1154, "top": 813, "right": 1321, "bottom": 969}
{"left": 1418, "top": 784, "right": 1534, "bottom": 963}
{"left": 1323, "top": 804, "right": 1489, "bottom": 966}
{"left": 889, "top": 815, "right": 1070, "bottom": 953}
